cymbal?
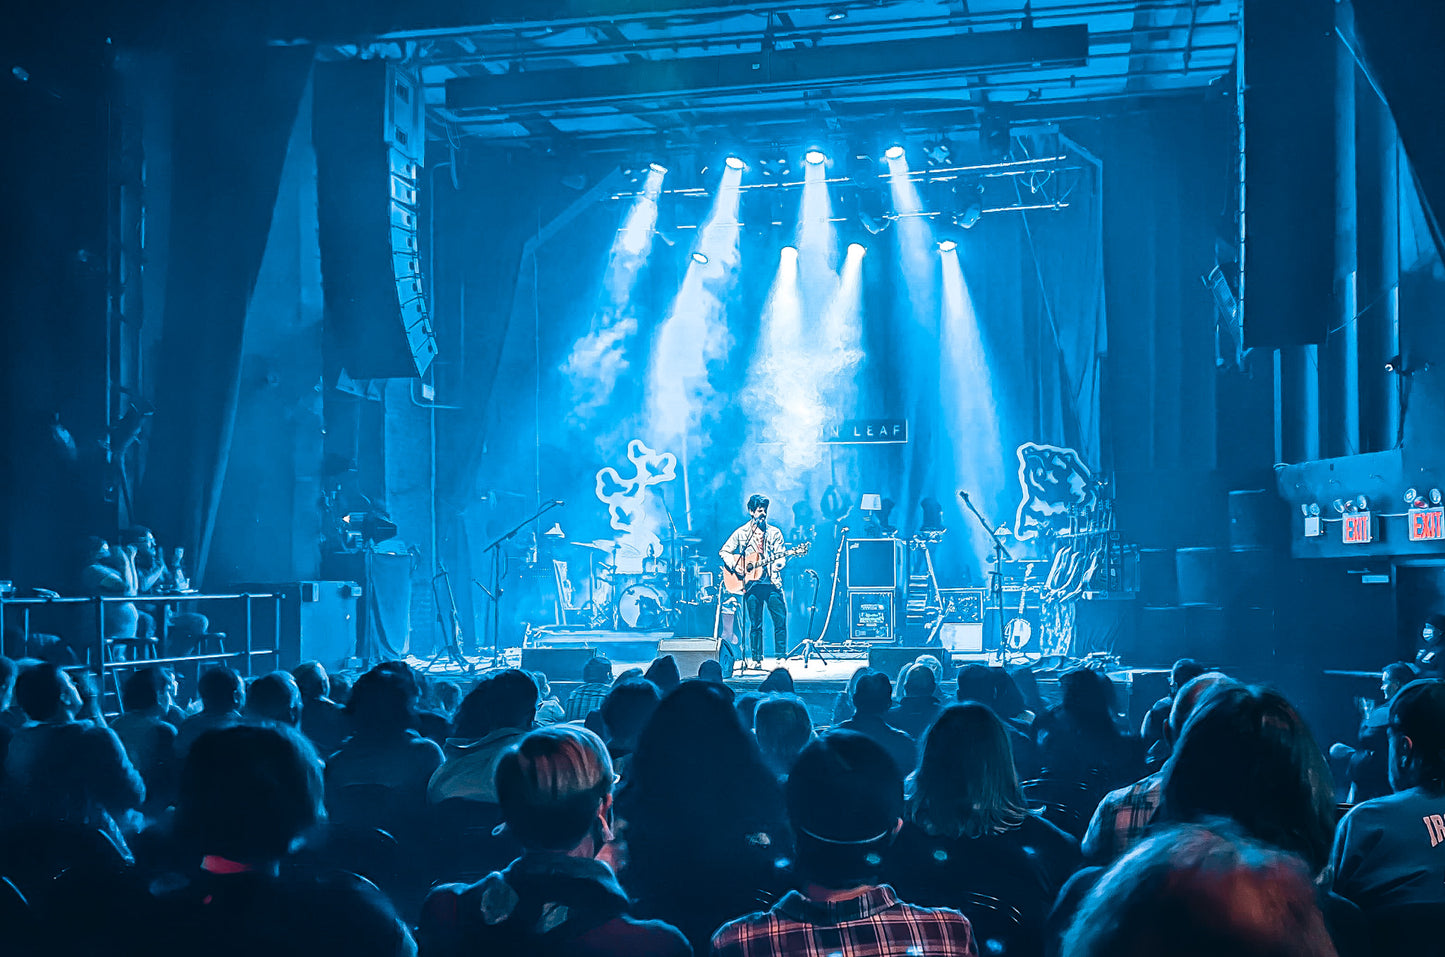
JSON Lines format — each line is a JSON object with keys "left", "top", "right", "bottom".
{"left": 565, "top": 540, "right": 611, "bottom": 552}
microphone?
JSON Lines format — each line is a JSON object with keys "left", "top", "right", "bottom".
{"left": 958, "top": 490, "right": 971, "bottom": 503}
{"left": 550, "top": 499, "right": 565, "bottom": 506}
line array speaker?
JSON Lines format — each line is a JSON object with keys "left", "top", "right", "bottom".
{"left": 314, "top": 61, "right": 437, "bottom": 379}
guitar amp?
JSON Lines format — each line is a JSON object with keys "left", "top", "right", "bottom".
{"left": 939, "top": 588, "right": 986, "bottom": 624}
{"left": 847, "top": 539, "right": 901, "bottom": 589}
{"left": 848, "top": 591, "right": 896, "bottom": 641}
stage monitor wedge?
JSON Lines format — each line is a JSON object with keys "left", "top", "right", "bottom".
{"left": 314, "top": 61, "right": 437, "bottom": 380}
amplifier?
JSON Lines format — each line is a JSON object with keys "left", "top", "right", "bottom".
{"left": 847, "top": 539, "right": 901, "bottom": 590}
{"left": 939, "top": 588, "right": 986, "bottom": 624}
{"left": 848, "top": 591, "right": 896, "bottom": 641}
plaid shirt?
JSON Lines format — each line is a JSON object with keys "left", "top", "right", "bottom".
{"left": 711, "top": 884, "right": 976, "bottom": 957}
{"left": 1080, "top": 771, "right": 1163, "bottom": 864}
{"left": 565, "top": 682, "right": 612, "bottom": 721}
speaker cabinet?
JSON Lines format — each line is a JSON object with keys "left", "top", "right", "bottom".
{"left": 1241, "top": 0, "right": 1336, "bottom": 347}
{"left": 520, "top": 646, "right": 601, "bottom": 682}
{"left": 314, "top": 61, "right": 436, "bottom": 379}
{"left": 239, "top": 581, "right": 358, "bottom": 671}
{"left": 847, "top": 539, "right": 901, "bottom": 589}
{"left": 849, "top": 591, "right": 896, "bottom": 641}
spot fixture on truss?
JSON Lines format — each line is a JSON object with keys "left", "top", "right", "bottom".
{"left": 847, "top": 242, "right": 866, "bottom": 256}
{"left": 884, "top": 144, "right": 906, "bottom": 161}
{"left": 691, "top": 251, "right": 709, "bottom": 264}
{"left": 648, "top": 162, "right": 668, "bottom": 174}
{"left": 826, "top": 6, "right": 848, "bottom": 20}
{"left": 938, "top": 239, "right": 958, "bottom": 252}
{"left": 725, "top": 155, "right": 747, "bottom": 171}
{"left": 804, "top": 148, "right": 828, "bottom": 166}
{"left": 923, "top": 137, "right": 952, "bottom": 167}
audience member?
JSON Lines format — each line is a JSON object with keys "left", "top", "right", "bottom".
{"left": 758, "top": 667, "right": 794, "bottom": 695}
{"left": 697, "top": 658, "right": 725, "bottom": 683}
{"left": 712, "top": 730, "right": 976, "bottom": 957}
{"left": 374, "top": 661, "right": 451, "bottom": 745}
{"left": 1035, "top": 667, "right": 1143, "bottom": 794}
{"left": 530, "top": 670, "right": 566, "bottom": 725}
{"left": 600, "top": 678, "right": 660, "bottom": 781}
{"left": 2, "top": 663, "right": 144, "bottom": 852}
{"left": 644, "top": 655, "right": 682, "bottom": 696}
{"left": 245, "top": 671, "right": 303, "bottom": 727}
{"left": 428, "top": 668, "right": 537, "bottom": 805}
{"left": 111, "top": 667, "right": 179, "bottom": 811}
{"left": 1329, "top": 661, "right": 1417, "bottom": 802}
{"left": 618, "top": 680, "right": 792, "bottom": 953}
{"left": 1331, "top": 678, "right": 1445, "bottom": 912}
{"left": 418, "top": 725, "right": 691, "bottom": 957}
{"left": 325, "top": 664, "right": 444, "bottom": 827}
{"left": 121, "top": 526, "right": 210, "bottom": 652}
{"left": 292, "top": 661, "right": 348, "bottom": 757}
{"left": 837, "top": 671, "right": 917, "bottom": 776}
{"left": 955, "top": 663, "right": 1039, "bottom": 778}
{"left": 1157, "top": 683, "right": 1337, "bottom": 877}
{"left": 888, "top": 663, "right": 944, "bottom": 738}
{"left": 1081, "top": 671, "right": 1235, "bottom": 864}
{"left": 330, "top": 673, "right": 353, "bottom": 706}
{"left": 735, "top": 690, "right": 763, "bottom": 730}
{"left": 754, "top": 693, "right": 812, "bottom": 781}
{"left": 79, "top": 536, "right": 141, "bottom": 642}
{"left": 434, "top": 680, "right": 461, "bottom": 718}
{"left": 567, "top": 657, "right": 614, "bottom": 721}
{"left": 1139, "top": 657, "right": 1206, "bottom": 768}
{"left": 886, "top": 703, "right": 1077, "bottom": 956}
{"left": 831, "top": 667, "right": 875, "bottom": 725}
{"left": 1061, "top": 823, "right": 1339, "bottom": 957}
{"left": 175, "top": 667, "right": 245, "bottom": 757}
{"left": 150, "top": 723, "right": 415, "bottom": 957}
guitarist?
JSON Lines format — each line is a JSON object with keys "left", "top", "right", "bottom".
{"left": 720, "top": 494, "right": 790, "bottom": 667}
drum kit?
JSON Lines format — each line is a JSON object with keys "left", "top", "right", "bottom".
{"left": 561, "top": 535, "right": 715, "bottom": 632}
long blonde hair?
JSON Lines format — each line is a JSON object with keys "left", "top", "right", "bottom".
{"left": 907, "top": 702, "right": 1029, "bottom": 839}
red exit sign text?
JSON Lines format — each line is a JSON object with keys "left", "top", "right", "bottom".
{"left": 1342, "top": 512, "right": 1374, "bottom": 544}
{"left": 1409, "top": 507, "right": 1445, "bottom": 542}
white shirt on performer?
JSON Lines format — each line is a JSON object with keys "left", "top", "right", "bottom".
{"left": 720, "top": 521, "right": 788, "bottom": 589}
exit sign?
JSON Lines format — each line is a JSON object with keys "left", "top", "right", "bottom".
{"left": 1409, "top": 507, "right": 1445, "bottom": 542}
{"left": 1342, "top": 511, "right": 1374, "bottom": 544}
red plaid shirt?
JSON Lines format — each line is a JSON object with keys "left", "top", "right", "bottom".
{"left": 710, "top": 884, "right": 976, "bottom": 957}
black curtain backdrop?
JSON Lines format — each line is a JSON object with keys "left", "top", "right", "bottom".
{"left": 136, "top": 45, "right": 312, "bottom": 583}
{"left": 432, "top": 152, "right": 567, "bottom": 652}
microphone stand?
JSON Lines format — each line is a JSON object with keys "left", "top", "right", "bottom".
{"left": 480, "top": 499, "right": 564, "bottom": 667}
{"left": 959, "top": 490, "right": 1015, "bottom": 665}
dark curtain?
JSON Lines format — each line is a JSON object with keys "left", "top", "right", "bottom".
{"left": 433, "top": 152, "right": 560, "bottom": 651}
{"left": 136, "top": 45, "right": 313, "bottom": 583}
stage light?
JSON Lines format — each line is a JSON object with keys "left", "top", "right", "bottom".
{"left": 725, "top": 155, "right": 747, "bottom": 171}
{"left": 954, "top": 203, "right": 982, "bottom": 229}
{"left": 923, "top": 137, "right": 952, "bottom": 166}
{"left": 938, "top": 239, "right": 958, "bottom": 252}
{"left": 847, "top": 242, "right": 866, "bottom": 256}
{"left": 691, "top": 251, "right": 709, "bottom": 264}
{"left": 781, "top": 245, "right": 798, "bottom": 259}
{"left": 826, "top": 6, "right": 848, "bottom": 20}
{"left": 884, "top": 144, "right": 905, "bottom": 160}
{"left": 804, "top": 149, "right": 827, "bottom": 165}
{"left": 649, "top": 162, "right": 668, "bottom": 174}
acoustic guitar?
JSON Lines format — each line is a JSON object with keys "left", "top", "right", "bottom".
{"left": 721, "top": 542, "right": 811, "bottom": 595}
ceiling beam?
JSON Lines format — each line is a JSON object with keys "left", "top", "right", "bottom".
{"left": 446, "top": 25, "right": 1088, "bottom": 112}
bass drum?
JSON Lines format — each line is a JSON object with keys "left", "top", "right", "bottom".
{"left": 617, "top": 583, "right": 672, "bottom": 631}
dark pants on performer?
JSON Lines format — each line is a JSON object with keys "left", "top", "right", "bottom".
{"left": 744, "top": 582, "right": 787, "bottom": 662}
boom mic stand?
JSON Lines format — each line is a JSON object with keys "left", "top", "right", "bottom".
{"left": 958, "top": 490, "right": 1016, "bottom": 666}
{"left": 480, "top": 498, "right": 564, "bottom": 667}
